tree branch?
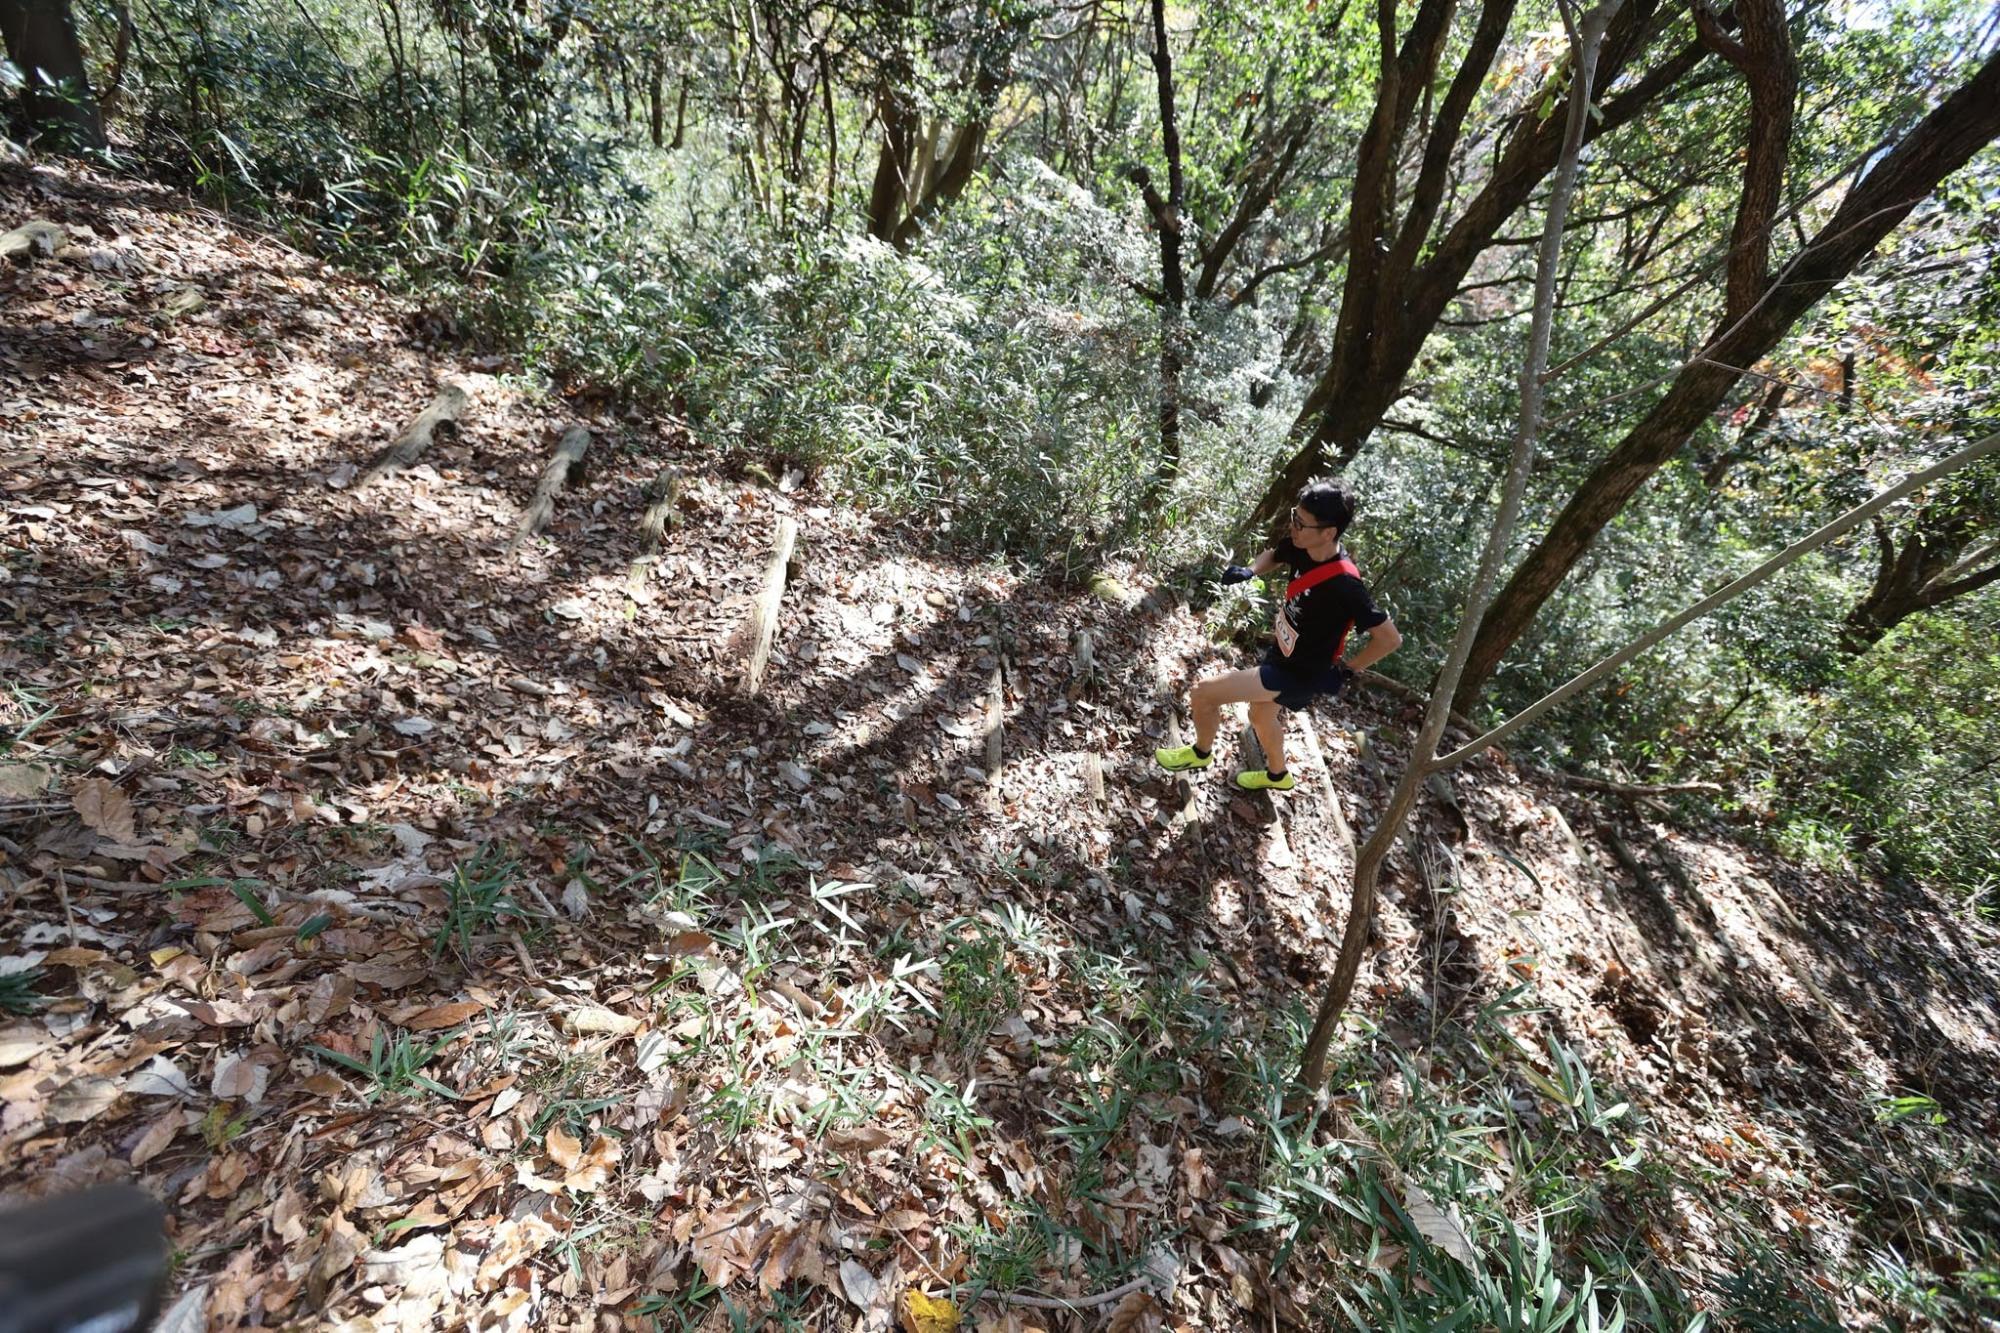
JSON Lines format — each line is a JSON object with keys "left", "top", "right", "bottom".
{"left": 1441, "top": 430, "right": 2000, "bottom": 766}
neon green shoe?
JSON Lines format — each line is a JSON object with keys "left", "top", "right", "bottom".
{"left": 1234, "top": 769, "right": 1297, "bottom": 792}
{"left": 1154, "top": 743, "right": 1213, "bottom": 773}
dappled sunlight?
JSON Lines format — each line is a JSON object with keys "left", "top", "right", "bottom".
{"left": 5, "top": 0, "right": 2000, "bottom": 1319}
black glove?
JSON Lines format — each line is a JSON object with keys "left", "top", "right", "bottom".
{"left": 1333, "top": 663, "right": 1356, "bottom": 691}
{"left": 1220, "top": 564, "right": 1256, "bottom": 585}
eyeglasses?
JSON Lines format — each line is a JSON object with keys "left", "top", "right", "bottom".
{"left": 1289, "top": 506, "right": 1332, "bottom": 530}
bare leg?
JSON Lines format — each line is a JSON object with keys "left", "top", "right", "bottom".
{"left": 1189, "top": 669, "right": 1278, "bottom": 752}
{"left": 1248, "top": 700, "right": 1287, "bottom": 775}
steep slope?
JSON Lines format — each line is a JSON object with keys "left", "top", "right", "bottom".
{"left": 4, "top": 161, "right": 1997, "bottom": 1331}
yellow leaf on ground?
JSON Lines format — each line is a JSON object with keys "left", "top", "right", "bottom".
{"left": 566, "top": 1006, "right": 640, "bottom": 1036}
{"left": 397, "top": 999, "right": 485, "bottom": 1030}
{"left": 562, "top": 1134, "right": 621, "bottom": 1195}
{"left": 1103, "top": 1290, "right": 1166, "bottom": 1333}
{"left": 899, "top": 1289, "right": 960, "bottom": 1333}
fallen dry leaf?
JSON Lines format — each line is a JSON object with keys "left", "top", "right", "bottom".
{"left": 546, "top": 1124, "right": 583, "bottom": 1171}
{"left": 304, "top": 972, "right": 355, "bottom": 1025}
{"left": 398, "top": 999, "right": 486, "bottom": 1031}
{"left": 0, "top": 762, "right": 52, "bottom": 798}
{"left": 1102, "top": 1289, "right": 1165, "bottom": 1333}
{"left": 840, "top": 1258, "right": 882, "bottom": 1310}
{"left": 130, "top": 1110, "right": 184, "bottom": 1165}
{"left": 1403, "top": 1182, "right": 1477, "bottom": 1268}
{"left": 210, "top": 1053, "right": 269, "bottom": 1104}
{"left": 71, "top": 777, "right": 136, "bottom": 843}
{"left": 49, "top": 1075, "right": 123, "bottom": 1124}
{"left": 562, "top": 1134, "right": 620, "bottom": 1195}
{"left": 565, "top": 1006, "right": 640, "bottom": 1036}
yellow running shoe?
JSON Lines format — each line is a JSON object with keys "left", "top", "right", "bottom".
{"left": 1154, "top": 743, "right": 1212, "bottom": 772}
{"left": 1234, "top": 769, "right": 1297, "bottom": 792}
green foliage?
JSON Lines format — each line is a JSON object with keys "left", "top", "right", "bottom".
{"left": 936, "top": 917, "right": 1022, "bottom": 1056}
{"left": 0, "top": 966, "right": 50, "bottom": 1016}
{"left": 434, "top": 844, "right": 532, "bottom": 963}
{"left": 309, "top": 1026, "right": 464, "bottom": 1104}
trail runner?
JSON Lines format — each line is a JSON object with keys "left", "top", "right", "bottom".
{"left": 1155, "top": 479, "right": 1402, "bottom": 791}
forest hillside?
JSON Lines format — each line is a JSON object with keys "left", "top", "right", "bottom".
{"left": 4, "top": 0, "right": 2000, "bottom": 1326}
{"left": 3, "top": 161, "right": 1998, "bottom": 1331}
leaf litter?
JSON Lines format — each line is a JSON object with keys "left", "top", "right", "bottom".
{"left": 3, "top": 161, "right": 1999, "bottom": 1331}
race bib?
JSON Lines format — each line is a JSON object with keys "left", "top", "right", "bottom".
{"left": 1274, "top": 607, "right": 1299, "bottom": 657}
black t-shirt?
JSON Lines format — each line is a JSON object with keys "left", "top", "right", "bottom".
{"left": 1272, "top": 538, "right": 1388, "bottom": 668}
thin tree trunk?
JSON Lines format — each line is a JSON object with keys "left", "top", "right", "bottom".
{"left": 1135, "top": 0, "right": 1186, "bottom": 503}
{"left": 1840, "top": 506, "right": 2000, "bottom": 653}
{"left": 99, "top": 0, "right": 135, "bottom": 119}
{"left": 1301, "top": 0, "right": 1624, "bottom": 1090}
{"left": 648, "top": 51, "right": 665, "bottom": 148}
{"left": 819, "top": 41, "right": 837, "bottom": 228}
{"left": 866, "top": 77, "right": 917, "bottom": 241}
{"left": 1243, "top": 0, "right": 1699, "bottom": 539}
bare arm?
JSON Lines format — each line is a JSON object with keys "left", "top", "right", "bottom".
{"left": 1249, "top": 548, "right": 1281, "bottom": 575}
{"left": 1343, "top": 618, "right": 1402, "bottom": 673}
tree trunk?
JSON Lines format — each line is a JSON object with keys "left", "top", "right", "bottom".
{"left": 1136, "top": 0, "right": 1186, "bottom": 503}
{"left": 1453, "top": 47, "right": 2000, "bottom": 715}
{"left": 99, "top": 0, "right": 134, "bottom": 119}
{"left": 648, "top": 52, "right": 665, "bottom": 149}
{"left": 1301, "top": 0, "right": 1627, "bottom": 1090}
{"left": 0, "top": 0, "right": 105, "bottom": 149}
{"left": 865, "top": 77, "right": 917, "bottom": 242}
{"left": 1242, "top": 0, "right": 1699, "bottom": 539}
{"left": 1438, "top": 431, "right": 2000, "bottom": 768}
{"left": 1692, "top": 0, "right": 1797, "bottom": 319}
{"left": 1840, "top": 506, "right": 2000, "bottom": 653}
{"left": 884, "top": 23, "right": 1023, "bottom": 249}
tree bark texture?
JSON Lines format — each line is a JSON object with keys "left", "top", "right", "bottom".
{"left": 1136, "top": 0, "right": 1186, "bottom": 501}
{"left": 1841, "top": 501, "right": 2000, "bottom": 653}
{"left": 1440, "top": 430, "right": 2000, "bottom": 767}
{"left": 0, "top": 0, "right": 105, "bottom": 148}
